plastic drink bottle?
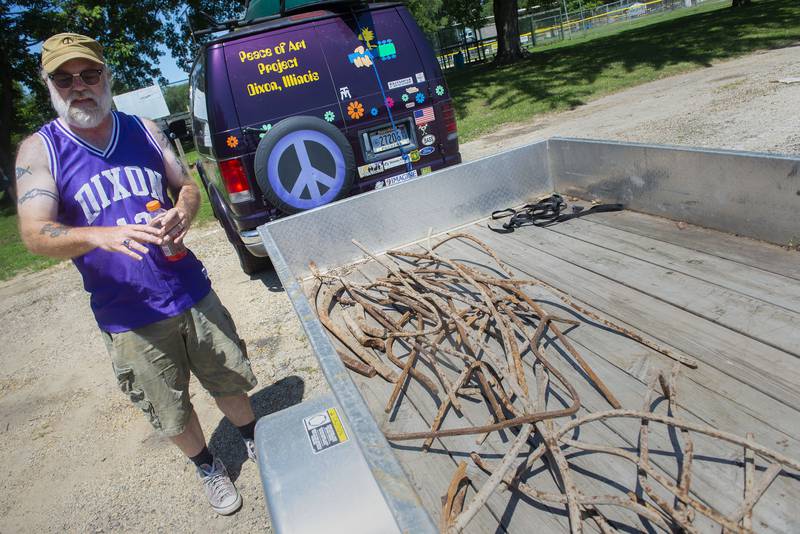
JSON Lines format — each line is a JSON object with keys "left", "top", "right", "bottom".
{"left": 146, "top": 200, "right": 188, "bottom": 261}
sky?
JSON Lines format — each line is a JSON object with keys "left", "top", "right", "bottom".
{"left": 158, "top": 48, "right": 190, "bottom": 85}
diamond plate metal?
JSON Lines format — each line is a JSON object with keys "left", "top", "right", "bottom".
{"left": 257, "top": 137, "right": 800, "bottom": 532}
{"left": 263, "top": 140, "right": 552, "bottom": 278}
{"left": 549, "top": 137, "right": 800, "bottom": 245}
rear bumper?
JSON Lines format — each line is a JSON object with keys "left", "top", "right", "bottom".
{"left": 241, "top": 228, "right": 268, "bottom": 256}
{"left": 235, "top": 151, "right": 462, "bottom": 258}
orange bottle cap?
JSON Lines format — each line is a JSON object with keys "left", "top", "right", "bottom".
{"left": 146, "top": 200, "right": 162, "bottom": 212}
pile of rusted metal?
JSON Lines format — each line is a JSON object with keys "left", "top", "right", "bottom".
{"left": 309, "top": 232, "right": 799, "bottom": 534}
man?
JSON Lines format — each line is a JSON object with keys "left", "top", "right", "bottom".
{"left": 15, "top": 33, "right": 258, "bottom": 516}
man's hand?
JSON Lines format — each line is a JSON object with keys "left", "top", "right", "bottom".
{"left": 92, "top": 224, "right": 163, "bottom": 261}
{"left": 155, "top": 207, "right": 190, "bottom": 245}
{"left": 142, "top": 119, "right": 201, "bottom": 241}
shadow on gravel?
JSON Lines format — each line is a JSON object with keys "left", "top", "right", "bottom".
{"left": 208, "top": 375, "right": 305, "bottom": 481}
{"left": 252, "top": 267, "right": 284, "bottom": 293}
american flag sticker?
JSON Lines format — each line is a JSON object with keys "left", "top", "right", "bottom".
{"left": 414, "top": 107, "right": 435, "bottom": 126}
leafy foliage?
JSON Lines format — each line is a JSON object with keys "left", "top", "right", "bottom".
{"left": 163, "top": 82, "right": 190, "bottom": 114}
{"left": 0, "top": 0, "right": 248, "bottom": 179}
{"left": 443, "top": 0, "right": 486, "bottom": 30}
{"left": 403, "top": 0, "right": 447, "bottom": 39}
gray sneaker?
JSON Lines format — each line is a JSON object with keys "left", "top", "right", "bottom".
{"left": 197, "top": 457, "right": 242, "bottom": 515}
{"left": 245, "top": 439, "right": 257, "bottom": 463}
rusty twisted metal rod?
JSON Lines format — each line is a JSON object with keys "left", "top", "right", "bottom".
{"left": 309, "top": 232, "right": 797, "bottom": 534}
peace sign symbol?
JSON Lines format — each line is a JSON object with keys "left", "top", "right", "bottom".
{"left": 267, "top": 129, "right": 347, "bottom": 210}
{"left": 254, "top": 116, "right": 356, "bottom": 214}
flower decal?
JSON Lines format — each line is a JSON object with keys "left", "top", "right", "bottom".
{"left": 370, "top": 107, "right": 379, "bottom": 117}
{"left": 226, "top": 135, "right": 239, "bottom": 148}
{"left": 401, "top": 93, "right": 410, "bottom": 103}
{"left": 415, "top": 92, "right": 426, "bottom": 104}
{"left": 324, "top": 110, "right": 336, "bottom": 123}
{"left": 347, "top": 100, "right": 365, "bottom": 119}
{"left": 258, "top": 124, "right": 272, "bottom": 139}
{"left": 435, "top": 85, "right": 445, "bottom": 96}
{"left": 385, "top": 96, "right": 395, "bottom": 108}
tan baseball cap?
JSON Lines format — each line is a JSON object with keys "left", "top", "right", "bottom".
{"left": 41, "top": 33, "right": 105, "bottom": 73}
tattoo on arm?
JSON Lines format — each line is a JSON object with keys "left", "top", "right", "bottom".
{"left": 18, "top": 188, "right": 58, "bottom": 205}
{"left": 178, "top": 159, "right": 191, "bottom": 177}
{"left": 15, "top": 166, "right": 32, "bottom": 180}
{"left": 40, "top": 223, "right": 70, "bottom": 238}
{"left": 155, "top": 129, "right": 170, "bottom": 148}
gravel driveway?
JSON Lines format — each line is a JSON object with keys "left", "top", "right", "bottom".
{"left": 0, "top": 45, "right": 797, "bottom": 533}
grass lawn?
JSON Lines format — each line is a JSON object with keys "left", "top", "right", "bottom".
{"left": 184, "top": 149, "right": 216, "bottom": 227}
{"left": 0, "top": 204, "right": 60, "bottom": 281}
{"left": 447, "top": 0, "right": 800, "bottom": 142}
{"left": 0, "top": 148, "right": 215, "bottom": 282}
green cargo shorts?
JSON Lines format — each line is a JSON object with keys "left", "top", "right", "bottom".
{"left": 101, "top": 290, "right": 258, "bottom": 437}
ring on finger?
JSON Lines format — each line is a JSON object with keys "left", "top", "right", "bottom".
{"left": 122, "top": 239, "right": 132, "bottom": 249}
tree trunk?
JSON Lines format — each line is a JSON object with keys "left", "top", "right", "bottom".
{"left": 493, "top": 0, "right": 524, "bottom": 64}
{"left": 0, "top": 53, "right": 15, "bottom": 204}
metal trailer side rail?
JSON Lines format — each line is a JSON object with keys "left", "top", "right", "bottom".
{"left": 256, "top": 138, "right": 799, "bottom": 533}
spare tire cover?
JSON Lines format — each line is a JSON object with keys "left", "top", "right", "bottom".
{"left": 254, "top": 115, "right": 355, "bottom": 214}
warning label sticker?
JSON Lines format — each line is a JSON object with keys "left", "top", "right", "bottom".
{"left": 304, "top": 407, "right": 348, "bottom": 454}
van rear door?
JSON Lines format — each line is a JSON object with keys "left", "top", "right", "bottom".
{"left": 315, "top": 7, "right": 449, "bottom": 178}
{"left": 222, "top": 23, "right": 340, "bottom": 130}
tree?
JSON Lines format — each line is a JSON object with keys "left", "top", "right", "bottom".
{"left": 163, "top": 82, "right": 190, "bottom": 114}
{"left": 403, "top": 0, "right": 447, "bottom": 40}
{"left": 1, "top": 0, "right": 245, "bottom": 184}
{"left": 443, "top": 0, "right": 486, "bottom": 59}
{"left": 493, "top": 0, "right": 524, "bottom": 64}
{"left": 443, "top": 0, "right": 485, "bottom": 31}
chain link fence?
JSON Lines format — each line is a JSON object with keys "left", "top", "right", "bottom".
{"left": 435, "top": 0, "right": 727, "bottom": 69}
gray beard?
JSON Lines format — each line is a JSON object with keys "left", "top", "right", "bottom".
{"left": 49, "top": 81, "right": 113, "bottom": 129}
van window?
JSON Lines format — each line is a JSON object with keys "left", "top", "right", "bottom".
{"left": 190, "top": 55, "right": 212, "bottom": 154}
{"left": 245, "top": 0, "right": 323, "bottom": 20}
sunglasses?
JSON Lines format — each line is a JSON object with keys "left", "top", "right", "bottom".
{"left": 48, "top": 69, "right": 103, "bottom": 89}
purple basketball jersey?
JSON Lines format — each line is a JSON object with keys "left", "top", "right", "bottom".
{"left": 37, "top": 111, "right": 211, "bottom": 333}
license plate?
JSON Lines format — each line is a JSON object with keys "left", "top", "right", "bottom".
{"left": 370, "top": 125, "right": 411, "bottom": 153}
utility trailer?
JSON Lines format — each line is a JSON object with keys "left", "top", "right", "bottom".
{"left": 253, "top": 138, "right": 800, "bottom": 533}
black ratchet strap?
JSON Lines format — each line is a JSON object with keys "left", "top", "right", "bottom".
{"left": 489, "top": 194, "right": 623, "bottom": 233}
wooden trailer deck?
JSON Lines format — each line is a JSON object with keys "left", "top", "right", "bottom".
{"left": 309, "top": 207, "right": 800, "bottom": 533}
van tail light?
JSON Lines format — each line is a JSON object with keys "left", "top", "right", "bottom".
{"left": 219, "top": 158, "right": 253, "bottom": 203}
{"left": 441, "top": 102, "right": 458, "bottom": 141}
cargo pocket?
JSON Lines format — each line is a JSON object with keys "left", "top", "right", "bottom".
{"left": 112, "top": 363, "right": 161, "bottom": 430}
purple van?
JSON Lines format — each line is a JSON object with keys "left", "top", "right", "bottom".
{"left": 190, "top": 1, "right": 462, "bottom": 273}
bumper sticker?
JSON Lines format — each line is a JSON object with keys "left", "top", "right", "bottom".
{"left": 388, "top": 77, "right": 413, "bottom": 90}
{"left": 347, "top": 100, "right": 365, "bottom": 120}
{"left": 376, "top": 39, "right": 397, "bottom": 61}
{"left": 382, "top": 154, "right": 411, "bottom": 170}
{"left": 414, "top": 107, "right": 435, "bottom": 126}
{"left": 375, "top": 169, "right": 418, "bottom": 190}
{"left": 358, "top": 161, "right": 384, "bottom": 178}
